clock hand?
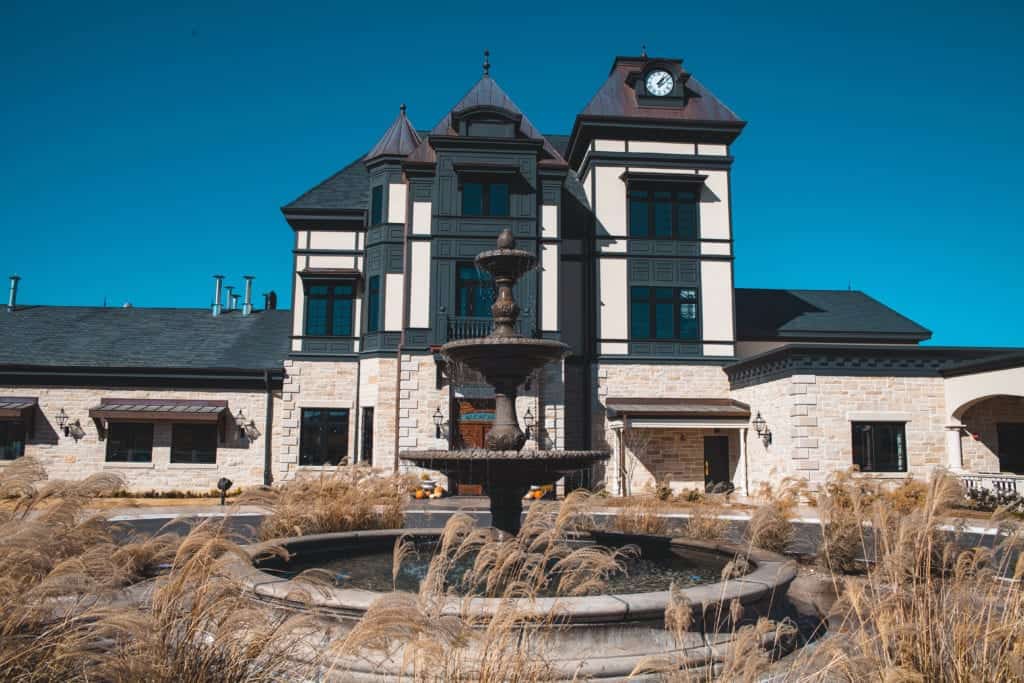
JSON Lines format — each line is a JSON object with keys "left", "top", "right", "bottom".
{"left": 658, "top": 75, "right": 669, "bottom": 87}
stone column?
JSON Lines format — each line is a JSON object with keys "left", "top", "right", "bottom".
{"left": 737, "top": 428, "right": 749, "bottom": 496}
{"left": 945, "top": 423, "right": 965, "bottom": 471}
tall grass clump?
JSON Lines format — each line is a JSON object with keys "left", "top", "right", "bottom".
{"left": 330, "top": 490, "right": 636, "bottom": 680}
{"left": 0, "top": 458, "right": 318, "bottom": 682}
{"left": 743, "top": 478, "right": 803, "bottom": 554}
{"left": 247, "top": 466, "right": 411, "bottom": 541}
{"left": 683, "top": 492, "right": 729, "bottom": 541}
{"left": 612, "top": 493, "right": 671, "bottom": 536}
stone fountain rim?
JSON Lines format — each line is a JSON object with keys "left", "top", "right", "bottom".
{"left": 440, "top": 336, "right": 569, "bottom": 351}
{"left": 474, "top": 247, "right": 537, "bottom": 263}
{"left": 232, "top": 528, "right": 797, "bottom": 623}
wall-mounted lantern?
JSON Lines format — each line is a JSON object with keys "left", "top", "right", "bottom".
{"left": 433, "top": 407, "right": 445, "bottom": 439}
{"left": 235, "top": 409, "right": 259, "bottom": 440}
{"left": 55, "top": 408, "right": 85, "bottom": 440}
{"left": 523, "top": 407, "right": 535, "bottom": 440}
{"left": 752, "top": 411, "right": 772, "bottom": 447}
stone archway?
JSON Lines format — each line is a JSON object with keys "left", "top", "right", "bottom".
{"left": 955, "top": 395, "right": 1024, "bottom": 474}
{"left": 943, "top": 361, "right": 1024, "bottom": 472}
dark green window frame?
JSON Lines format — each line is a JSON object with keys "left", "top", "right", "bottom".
{"left": 300, "top": 408, "right": 349, "bottom": 466}
{"left": 628, "top": 185, "right": 699, "bottom": 240}
{"left": 461, "top": 181, "right": 509, "bottom": 217}
{"left": 106, "top": 422, "right": 154, "bottom": 463}
{"left": 304, "top": 281, "right": 355, "bottom": 337}
{"left": 455, "top": 262, "right": 494, "bottom": 316}
{"left": 366, "top": 276, "right": 381, "bottom": 333}
{"left": 171, "top": 423, "right": 218, "bottom": 464}
{"left": 0, "top": 420, "right": 26, "bottom": 460}
{"left": 852, "top": 422, "right": 907, "bottom": 473}
{"left": 370, "top": 186, "right": 384, "bottom": 225}
{"left": 630, "top": 286, "right": 699, "bottom": 341}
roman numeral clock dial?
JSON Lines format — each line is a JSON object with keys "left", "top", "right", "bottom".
{"left": 645, "top": 69, "right": 674, "bottom": 96}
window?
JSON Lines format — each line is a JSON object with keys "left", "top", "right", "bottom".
{"left": 852, "top": 422, "right": 907, "bottom": 473}
{"left": 630, "top": 286, "right": 699, "bottom": 340}
{"left": 300, "top": 408, "right": 349, "bottom": 466}
{"left": 304, "top": 282, "right": 355, "bottom": 337}
{"left": 361, "top": 406, "right": 374, "bottom": 466}
{"left": 106, "top": 422, "right": 154, "bottom": 463}
{"left": 628, "top": 186, "right": 699, "bottom": 240}
{"left": 370, "top": 185, "right": 384, "bottom": 225}
{"left": 0, "top": 420, "right": 25, "bottom": 460}
{"left": 171, "top": 424, "right": 218, "bottom": 464}
{"left": 461, "top": 181, "right": 509, "bottom": 216}
{"left": 366, "top": 276, "right": 380, "bottom": 333}
{"left": 455, "top": 262, "right": 494, "bottom": 316}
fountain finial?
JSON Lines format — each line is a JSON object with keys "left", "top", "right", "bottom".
{"left": 496, "top": 228, "right": 515, "bottom": 249}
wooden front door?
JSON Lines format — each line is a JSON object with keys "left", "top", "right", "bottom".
{"left": 455, "top": 398, "right": 495, "bottom": 449}
{"left": 703, "top": 436, "right": 731, "bottom": 492}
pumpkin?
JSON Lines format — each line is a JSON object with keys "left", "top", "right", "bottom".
{"left": 414, "top": 489, "right": 426, "bottom": 500}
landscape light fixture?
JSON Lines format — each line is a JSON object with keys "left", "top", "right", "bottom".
{"left": 752, "top": 411, "right": 772, "bottom": 447}
{"left": 216, "top": 477, "right": 233, "bottom": 506}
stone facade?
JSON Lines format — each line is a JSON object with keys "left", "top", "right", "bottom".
{"left": 1, "top": 385, "right": 276, "bottom": 492}
{"left": 960, "top": 395, "right": 1024, "bottom": 472}
{"left": 617, "top": 427, "right": 740, "bottom": 495}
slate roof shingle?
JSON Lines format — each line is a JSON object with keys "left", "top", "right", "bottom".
{"left": 735, "top": 289, "right": 932, "bottom": 342}
{"left": 0, "top": 306, "right": 292, "bottom": 371}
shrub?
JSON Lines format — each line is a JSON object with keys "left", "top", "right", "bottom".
{"left": 744, "top": 478, "right": 802, "bottom": 554}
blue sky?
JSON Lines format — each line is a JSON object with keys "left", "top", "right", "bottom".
{"left": 2, "top": 1, "right": 1021, "bottom": 346}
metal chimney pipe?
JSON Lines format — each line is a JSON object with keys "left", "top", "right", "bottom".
{"left": 7, "top": 275, "right": 20, "bottom": 312}
{"left": 212, "top": 275, "right": 224, "bottom": 317}
{"left": 242, "top": 275, "right": 254, "bottom": 316}
{"left": 231, "top": 293, "right": 240, "bottom": 311}
{"left": 225, "top": 286, "right": 235, "bottom": 312}
{"left": 262, "top": 292, "right": 269, "bottom": 311}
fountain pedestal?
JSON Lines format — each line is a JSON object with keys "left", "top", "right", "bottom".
{"left": 402, "top": 229, "right": 607, "bottom": 535}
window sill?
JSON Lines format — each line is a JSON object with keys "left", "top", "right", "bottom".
{"left": 852, "top": 471, "right": 910, "bottom": 479}
{"left": 103, "top": 461, "right": 155, "bottom": 469}
{"left": 168, "top": 463, "right": 219, "bottom": 470}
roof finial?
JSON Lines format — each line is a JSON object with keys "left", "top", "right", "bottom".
{"left": 641, "top": 44, "right": 648, "bottom": 59}
{"left": 400, "top": 103, "right": 407, "bottom": 116}
{"left": 483, "top": 49, "right": 490, "bottom": 77}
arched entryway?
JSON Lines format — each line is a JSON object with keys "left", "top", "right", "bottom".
{"left": 954, "top": 395, "right": 1024, "bottom": 474}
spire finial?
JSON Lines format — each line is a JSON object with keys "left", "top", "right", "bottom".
{"left": 400, "top": 103, "right": 406, "bottom": 116}
{"left": 483, "top": 49, "right": 490, "bottom": 76}
{"left": 641, "top": 44, "right": 647, "bottom": 58}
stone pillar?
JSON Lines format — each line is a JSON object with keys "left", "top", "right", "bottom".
{"left": 737, "top": 428, "right": 749, "bottom": 496}
{"left": 945, "top": 423, "right": 965, "bottom": 471}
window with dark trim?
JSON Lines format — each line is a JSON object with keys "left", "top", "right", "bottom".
{"left": 366, "top": 276, "right": 380, "bottom": 333}
{"left": 630, "top": 286, "right": 699, "bottom": 340}
{"left": 304, "top": 281, "right": 355, "bottom": 337}
{"left": 628, "top": 186, "right": 699, "bottom": 240}
{"left": 300, "top": 408, "right": 349, "bottom": 466}
{"left": 462, "top": 181, "right": 509, "bottom": 216}
{"left": 171, "top": 423, "right": 218, "bottom": 464}
{"left": 0, "top": 420, "right": 26, "bottom": 460}
{"left": 852, "top": 422, "right": 907, "bottom": 473}
{"left": 106, "top": 422, "right": 154, "bottom": 463}
{"left": 370, "top": 185, "right": 384, "bottom": 225}
{"left": 455, "top": 262, "right": 494, "bottom": 316}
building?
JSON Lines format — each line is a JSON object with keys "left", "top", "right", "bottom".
{"left": 2, "top": 53, "right": 1023, "bottom": 495}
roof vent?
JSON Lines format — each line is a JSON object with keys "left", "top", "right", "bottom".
{"left": 7, "top": 274, "right": 20, "bottom": 313}
{"left": 225, "top": 286, "right": 235, "bottom": 312}
{"left": 242, "top": 275, "right": 254, "bottom": 316}
{"left": 264, "top": 291, "right": 278, "bottom": 311}
{"left": 212, "top": 275, "right": 224, "bottom": 317}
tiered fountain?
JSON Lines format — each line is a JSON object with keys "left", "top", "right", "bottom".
{"left": 402, "top": 228, "right": 608, "bottom": 534}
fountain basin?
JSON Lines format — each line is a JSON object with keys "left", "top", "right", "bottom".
{"left": 233, "top": 529, "right": 798, "bottom": 681}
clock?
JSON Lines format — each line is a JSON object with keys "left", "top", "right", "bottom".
{"left": 645, "top": 69, "right": 674, "bottom": 96}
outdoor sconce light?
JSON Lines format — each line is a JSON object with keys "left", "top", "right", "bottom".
{"left": 56, "top": 408, "right": 85, "bottom": 440}
{"left": 433, "top": 407, "right": 444, "bottom": 439}
{"left": 523, "top": 407, "right": 535, "bottom": 440}
{"left": 56, "top": 408, "right": 69, "bottom": 433}
{"left": 752, "top": 411, "right": 772, "bottom": 447}
{"left": 216, "top": 477, "right": 233, "bottom": 506}
{"left": 235, "top": 409, "right": 258, "bottom": 440}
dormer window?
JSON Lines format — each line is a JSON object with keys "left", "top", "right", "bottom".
{"left": 462, "top": 181, "right": 509, "bottom": 217}
{"left": 452, "top": 105, "right": 522, "bottom": 139}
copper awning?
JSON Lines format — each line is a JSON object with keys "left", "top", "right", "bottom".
{"left": 602, "top": 397, "right": 749, "bottom": 423}
{"left": 89, "top": 399, "right": 227, "bottom": 423}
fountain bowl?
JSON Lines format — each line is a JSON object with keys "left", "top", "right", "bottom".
{"left": 231, "top": 528, "right": 798, "bottom": 681}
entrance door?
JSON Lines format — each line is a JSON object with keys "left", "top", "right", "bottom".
{"left": 703, "top": 435, "right": 731, "bottom": 492}
{"left": 455, "top": 399, "right": 495, "bottom": 449}
{"left": 996, "top": 423, "right": 1024, "bottom": 474}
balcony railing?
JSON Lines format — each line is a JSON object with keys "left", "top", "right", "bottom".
{"left": 445, "top": 314, "right": 535, "bottom": 341}
{"left": 960, "top": 473, "right": 1022, "bottom": 496}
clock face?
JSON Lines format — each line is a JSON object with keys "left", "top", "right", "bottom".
{"left": 645, "top": 69, "right": 674, "bottom": 96}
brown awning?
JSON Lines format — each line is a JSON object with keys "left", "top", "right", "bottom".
{"left": 0, "top": 397, "right": 37, "bottom": 420}
{"left": 297, "top": 268, "right": 362, "bottom": 280}
{"left": 606, "top": 398, "right": 750, "bottom": 420}
{"left": 89, "top": 399, "right": 227, "bottom": 423}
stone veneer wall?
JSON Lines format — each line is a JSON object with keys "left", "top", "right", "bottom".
{"left": 594, "top": 363, "right": 732, "bottom": 493}
{"left": 734, "top": 374, "right": 947, "bottom": 488}
{"left": 960, "top": 396, "right": 1024, "bottom": 472}
{"left": 1, "top": 385, "right": 276, "bottom": 491}
{"left": 619, "top": 427, "right": 740, "bottom": 494}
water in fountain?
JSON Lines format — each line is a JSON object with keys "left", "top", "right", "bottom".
{"left": 402, "top": 228, "right": 608, "bottom": 534}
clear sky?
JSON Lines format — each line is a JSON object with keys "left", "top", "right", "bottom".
{"left": 2, "top": 1, "right": 1021, "bottom": 347}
